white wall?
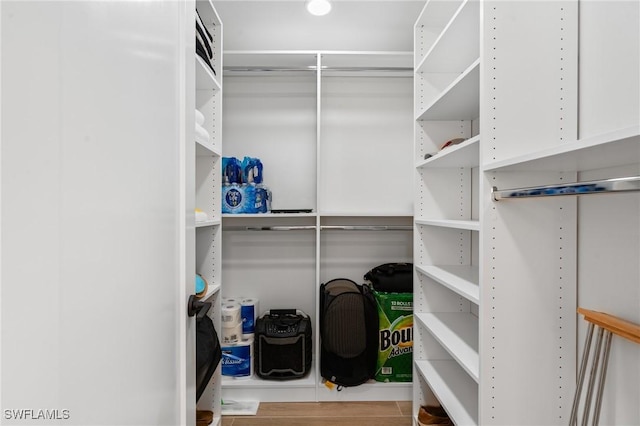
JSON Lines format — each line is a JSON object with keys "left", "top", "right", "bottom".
{"left": 577, "top": 2, "right": 640, "bottom": 423}
{"left": 1, "top": 2, "right": 190, "bottom": 424}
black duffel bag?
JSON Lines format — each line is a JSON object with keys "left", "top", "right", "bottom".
{"left": 364, "top": 262, "right": 413, "bottom": 293}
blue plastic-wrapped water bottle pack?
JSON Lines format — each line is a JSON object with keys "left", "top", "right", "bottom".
{"left": 222, "top": 157, "right": 271, "bottom": 214}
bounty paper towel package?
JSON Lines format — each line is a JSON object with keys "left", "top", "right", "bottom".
{"left": 373, "top": 290, "right": 413, "bottom": 382}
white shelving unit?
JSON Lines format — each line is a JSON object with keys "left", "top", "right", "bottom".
{"left": 416, "top": 135, "right": 479, "bottom": 169}
{"left": 413, "top": 0, "right": 481, "bottom": 424}
{"left": 415, "top": 360, "right": 479, "bottom": 426}
{"left": 220, "top": 50, "right": 414, "bottom": 402}
{"left": 416, "top": 59, "right": 480, "bottom": 121}
{"left": 415, "top": 313, "right": 479, "bottom": 382}
{"left": 478, "top": 2, "right": 580, "bottom": 424}
{"left": 415, "top": 265, "right": 479, "bottom": 305}
{"left": 414, "top": 219, "right": 480, "bottom": 231}
{"left": 194, "top": 1, "right": 223, "bottom": 423}
{"left": 484, "top": 125, "right": 640, "bottom": 173}
{"left": 412, "top": 0, "right": 638, "bottom": 424}
{"left": 482, "top": 126, "right": 640, "bottom": 424}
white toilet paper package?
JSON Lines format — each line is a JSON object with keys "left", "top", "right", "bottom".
{"left": 221, "top": 338, "right": 254, "bottom": 378}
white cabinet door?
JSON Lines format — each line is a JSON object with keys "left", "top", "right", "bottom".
{"left": 1, "top": 1, "right": 194, "bottom": 424}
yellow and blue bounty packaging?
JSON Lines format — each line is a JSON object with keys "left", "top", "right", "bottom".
{"left": 373, "top": 290, "right": 413, "bottom": 382}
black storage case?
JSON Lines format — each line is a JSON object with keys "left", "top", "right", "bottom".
{"left": 254, "top": 309, "right": 312, "bottom": 380}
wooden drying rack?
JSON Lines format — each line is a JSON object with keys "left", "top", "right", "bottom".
{"left": 570, "top": 308, "right": 640, "bottom": 425}
{"left": 577, "top": 307, "right": 640, "bottom": 344}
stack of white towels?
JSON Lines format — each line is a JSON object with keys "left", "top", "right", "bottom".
{"left": 195, "top": 108, "right": 211, "bottom": 223}
{"left": 195, "top": 109, "right": 210, "bottom": 146}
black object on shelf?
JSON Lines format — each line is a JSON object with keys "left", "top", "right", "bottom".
{"left": 188, "top": 294, "right": 211, "bottom": 321}
{"left": 255, "top": 309, "right": 313, "bottom": 380}
{"left": 195, "top": 305, "right": 222, "bottom": 402}
{"left": 270, "top": 209, "right": 313, "bottom": 214}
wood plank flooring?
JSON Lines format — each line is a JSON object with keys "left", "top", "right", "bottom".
{"left": 222, "top": 401, "right": 413, "bottom": 426}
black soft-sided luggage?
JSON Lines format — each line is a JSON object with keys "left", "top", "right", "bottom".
{"left": 364, "top": 262, "right": 413, "bottom": 293}
{"left": 319, "top": 278, "right": 378, "bottom": 387}
{"left": 195, "top": 314, "right": 222, "bottom": 402}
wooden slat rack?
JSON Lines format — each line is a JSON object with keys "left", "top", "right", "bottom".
{"left": 569, "top": 308, "right": 640, "bottom": 425}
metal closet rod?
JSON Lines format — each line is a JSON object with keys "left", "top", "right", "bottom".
{"left": 225, "top": 226, "right": 316, "bottom": 231}
{"left": 223, "top": 66, "right": 413, "bottom": 73}
{"left": 320, "top": 225, "right": 413, "bottom": 231}
{"left": 492, "top": 176, "right": 640, "bottom": 201}
{"left": 224, "top": 225, "right": 413, "bottom": 231}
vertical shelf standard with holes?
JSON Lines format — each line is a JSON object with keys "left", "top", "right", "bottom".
{"left": 412, "top": 0, "right": 481, "bottom": 424}
{"left": 194, "top": 1, "right": 223, "bottom": 424}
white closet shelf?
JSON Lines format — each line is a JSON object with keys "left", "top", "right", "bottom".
{"left": 416, "top": 0, "right": 479, "bottom": 74}
{"left": 196, "top": 219, "right": 221, "bottom": 228}
{"left": 320, "top": 225, "right": 412, "bottom": 231}
{"left": 415, "top": 360, "right": 478, "bottom": 426}
{"left": 196, "top": 139, "right": 221, "bottom": 157}
{"left": 321, "top": 51, "right": 413, "bottom": 72}
{"left": 222, "top": 213, "right": 317, "bottom": 218}
{"left": 483, "top": 125, "right": 640, "bottom": 172}
{"left": 197, "top": 0, "right": 222, "bottom": 25}
{"left": 415, "top": 219, "right": 480, "bottom": 231}
{"left": 415, "top": 264, "right": 479, "bottom": 304}
{"left": 222, "top": 372, "right": 316, "bottom": 389}
{"left": 222, "top": 213, "right": 413, "bottom": 219}
{"left": 225, "top": 225, "right": 316, "bottom": 232}
{"left": 225, "top": 50, "right": 412, "bottom": 73}
{"left": 196, "top": 56, "right": 221, "bottom": 91}
{"left": 198, "top": 282, "right": 221, "bottom": 301}
{"left": 319, "top": 212, "right": 413, "bottom": 217}
{"left": 416, "top": 59, "right": 480, "bottom": 121}
{"left": 416, "top": 312, "right": 479, "bottom": 382}
{"left": 224, "top": 50, "right": 318, "bottom": 70}
{"left": 317, "top": 381, "right": 412, "bottom": 402}
{"left": 223, "top": 225, "right": 412, "bottom": 233}
{"left": 416, "top": 135, "right": 480, "bottom": 169}
{"left": 414, "top": 0, "right": 464, "bottom": 65}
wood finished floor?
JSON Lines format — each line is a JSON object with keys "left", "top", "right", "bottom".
{"left": 221, "top": 401, "right": 413, "bottom": 426}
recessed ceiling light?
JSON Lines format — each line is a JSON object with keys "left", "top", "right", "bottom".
{"left": 306, "top": 0, "right": 332, "bottom": 16}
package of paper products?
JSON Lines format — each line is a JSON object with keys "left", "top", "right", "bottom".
{"left": 222, "top": 183, "right": 269, "bottom": 214}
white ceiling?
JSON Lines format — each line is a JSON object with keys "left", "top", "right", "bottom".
{"left": 214, "top": 0, "right": 425, "bottom": 52}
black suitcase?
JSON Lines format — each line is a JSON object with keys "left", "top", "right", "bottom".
{"left": 254, "top": 309, "right": 312, "bottom": 380}
{"left": 364, "top": 262, "right": 413, "bottom": 293}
